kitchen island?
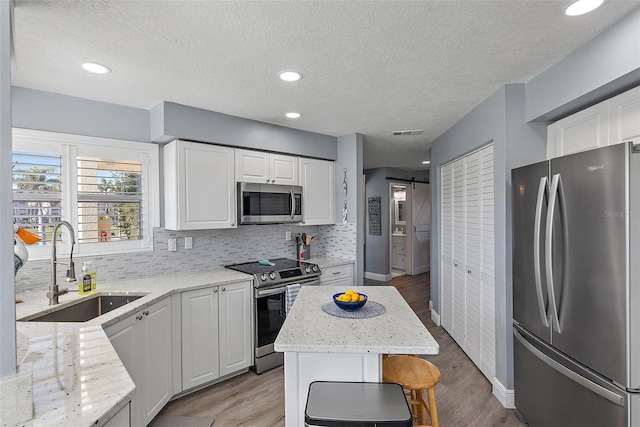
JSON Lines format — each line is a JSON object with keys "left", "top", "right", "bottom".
{"left": 274, "top": 285, "right": 439, "bottom": 426}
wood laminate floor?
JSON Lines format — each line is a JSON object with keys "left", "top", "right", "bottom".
{"left": 154, "top": 273, "right": 524, "bottom": 426}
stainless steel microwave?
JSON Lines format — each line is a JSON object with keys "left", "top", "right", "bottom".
{"left": 237, "top": 182, "right": 303, "bottom": 225}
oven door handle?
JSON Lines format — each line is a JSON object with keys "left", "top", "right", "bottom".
{"left": 256, "top": 286, "right": 288, "bottom": 297}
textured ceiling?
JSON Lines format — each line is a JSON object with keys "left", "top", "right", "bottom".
{"left": 11, "top": 0, "right": 640, "bottom": 170}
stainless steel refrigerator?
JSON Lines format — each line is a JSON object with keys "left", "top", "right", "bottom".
{"left": 511, "top": 142, "right": 640, "bottom": 427}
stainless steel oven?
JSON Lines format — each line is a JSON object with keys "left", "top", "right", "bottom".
{"left": 225, "top": 258, "right": 322, "bottom": 374}
{"left": 254, "top": 275, "right": 320, "bottom": 373}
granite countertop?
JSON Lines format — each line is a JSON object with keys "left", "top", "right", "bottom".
{"left": 1, "top": 323, "right": 134, "bottom": 427}
{"left": 7, "top": 267, "right": 254, "bottom": 427}
{"left": 274, "top": 286, "right": 439, "bottom": 355}
{"left": 304, "top": 256, "right": 354, "bottom": 269}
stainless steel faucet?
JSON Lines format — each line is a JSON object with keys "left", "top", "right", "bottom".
{"left": 47, "top": 221, "right": 77, "bottom": 305}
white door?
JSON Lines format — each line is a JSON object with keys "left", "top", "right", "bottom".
{"left": 440, "top": 164, "right": 454, "bottom": 331}
{"left": 219, "top": 281, "right": 252, "bottom": 377}
{"left": 235, "top": 149, "right": 270, "bottom": 183}
{"left": 181, "top": 287, "right": 220, "bottom": 390}
{"left": 299, "top": 158, "right": 334, "bottom": 225}
{"left": 409, "top": 182, "right": 430, "bottom": 275}
{"left": 141, "top": 298, "right": 173, "bottom": 426}
{"left": 609, "top": 85, "right": 640, "bottom": 145}
{"left": 270, "top": 153, "right": 298, "bottom": 185}
{"left": 451, "top": 157, "right": 466, "bottom": 345}
{"left": 547, "top": 101, "right": 609, "bottom": 158}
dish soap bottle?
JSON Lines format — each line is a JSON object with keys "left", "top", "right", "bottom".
{"left": 80, "top": 261, "right": 97, "bottom": 294}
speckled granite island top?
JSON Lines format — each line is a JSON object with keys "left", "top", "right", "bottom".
{"left": 274, "top": 286, "right": 439, "bottom": 354}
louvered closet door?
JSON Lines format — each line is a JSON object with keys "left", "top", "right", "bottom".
{"left": 451, "top": 158, "right": 466, "bottom": 345}
{"left": 440, "top": 164, "right": 454, "bottom": 331}
{"left": 439, "top": 144, "right": 495, "bottom": 383}
{"left": 479, "top": 145, "right": 495, "bottom": 380}
{"left": 464, "top": 151, "right": 482, "bottom": 366}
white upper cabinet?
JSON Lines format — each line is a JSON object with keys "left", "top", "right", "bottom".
{"left": 547, "top": 85, "right": 640, "bottom": 158}
{"left": 235, "top": 149, "right": 298, "bottom": 185}
{"left": 299, "top": 157, "right": 335, "bottom": 225}
{"left": 610, "top": 85, "right": 640, "bottom": 145}
{"left": 547, "top": 101, "right": 609, "bottom": 158}
{"left": 164, "top": 140, "right": 236, "bottom": 230}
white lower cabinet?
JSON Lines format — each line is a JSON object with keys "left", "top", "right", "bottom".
{"left": 106, "top": 297, "right": 173, "bottom": 427}
{"left": 319, "top": 263, "right": 354, "bottom": 287}
{"left": 181, "top": 280, "right": 252, "bottom": 391}
{"left": 104, "top": 403, "right": 130, "bottom": 427}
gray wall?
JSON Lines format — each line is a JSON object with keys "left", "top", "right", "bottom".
{"left": 336, "top": 133, "right": 364, "bottom": 284}
{"left": 526, "top": 7, "right": 640, "bottom": 122}
{"left": 152, "top": 101, "right": 338, "bottom": 160}
{"left": 364, "top": 167, "right": 429, "bottom": 276}
{"left": 430, "top": 84, "right": 546, "bottom": 391}
{"left": 12, "top": 87, "right": 150, "bottom": 142}
{"left": 0, "top": 0, "right": 15, "bottom": 375}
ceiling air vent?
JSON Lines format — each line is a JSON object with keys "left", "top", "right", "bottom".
{"left": 392, "top": 130, "right": 424, "bottom": 136}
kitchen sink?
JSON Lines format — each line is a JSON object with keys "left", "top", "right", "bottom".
{"left": 22, "top": 294, "right": 148, "bottom": 323}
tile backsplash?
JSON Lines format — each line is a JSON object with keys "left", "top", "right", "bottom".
{"left": 15, "top": 223, "right": 357, "bottom": 293}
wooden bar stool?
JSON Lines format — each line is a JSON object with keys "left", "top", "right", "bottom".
{"left": 382, "top": 355, "right": 440, "bottom": 427}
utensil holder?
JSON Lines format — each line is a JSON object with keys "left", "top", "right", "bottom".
{"left": 297, "top": 243, "right": 310, "bottom": 260}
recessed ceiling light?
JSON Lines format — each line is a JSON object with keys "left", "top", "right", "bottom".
{"left": 565, "top": 0, "right": 605, "bottom": 16}
{"left": 422, "top": 161, "right": 431, "bottom": 165}
{"left": 285, "top": 112, "right": 301, "bottom": 119}
{"left": 82, "top": 62, "right": 111, "bottom": 74}
{"left": 279, "top": 71, "right": 303, "bottom": 82}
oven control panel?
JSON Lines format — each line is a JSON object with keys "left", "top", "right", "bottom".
{"left": 256, "top": 263, "right": 321, "bottom": 285}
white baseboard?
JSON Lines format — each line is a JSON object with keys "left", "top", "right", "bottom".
{"left": 412, "top": 265, "right": 430, "bottom": 274}
{"left": 430, "top": 306, "right": 441, "bottom": 326}
{"left": 492, "top": 377, "right": 515, "bottom": 409}
{"left": 364, "top": 271, "right": 392, "bottom": 282}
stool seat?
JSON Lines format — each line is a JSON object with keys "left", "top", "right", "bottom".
{"left": 383, "top": 355, "right": 441, "bottom": 427}
{"left": 383, "top": 355, "right": 441, "bottom": 390}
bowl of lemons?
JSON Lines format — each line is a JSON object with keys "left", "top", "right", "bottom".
{"left": 333, "top": 290, "right": 368, "bottom": 311}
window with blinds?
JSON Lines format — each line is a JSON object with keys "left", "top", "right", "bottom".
{"left": 12, "top": 150, "right": 62, "bottom": 246}
{"left": 77, "top": 156, "right": 143, "bottom": 244}
{"left": 12, "top": 128, "right": 159, "bottom": 259}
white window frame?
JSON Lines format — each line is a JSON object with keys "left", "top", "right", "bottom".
{"left": 12, "top": 128, "right": 160, "bottom": 260}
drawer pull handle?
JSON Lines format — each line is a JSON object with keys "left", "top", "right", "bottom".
{"left": 333, "top": 272, "right": 341, "bottom": 275}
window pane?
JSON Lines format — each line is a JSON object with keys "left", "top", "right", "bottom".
{"left": 77, "top": 156, "right": 143, "bottom": 244}
{"left": 12, "top": 151, "right": 62, "bottom": 246}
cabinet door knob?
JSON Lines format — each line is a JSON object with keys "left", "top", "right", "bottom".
{"left": 266, "top": 178, "right": 270, "bottom": 183}
{"left": 143, "top": 310, "right": 149, "bottom": 316}
{"left": 136, "top": 315, "right": 143, "bottom": 320}
{"left": 214, "top": 288, "right": 218, "bottom": 293}
{"left": 221, "top": 287, "right": 226, "bottom": 291}
{"left": 271, "top": 179, "right": 275, "bottom": 183}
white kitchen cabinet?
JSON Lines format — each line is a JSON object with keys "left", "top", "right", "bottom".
{"left": 547, "top": 85, "right": 640, "bottom": 158}
{"left": 235, "top": 149, "right": 298, "bottom": 185}
{"left": 181, "top": 286, "right": 219, "bottom": 390}
{"left": 180, "top": 280, "right": 252, "bottom": 391}
{"left": 439, "top": 144, "right": 495, "bottom": 382}
{"left": 106, "top": 297, "right": 173, "bottom": 427}
{"left": 218, "top": 281, "right": 253, "bottom": 376}
{"left": 547, "top": 101, "right": 609, "bottom": 158}
{"left": 609, "top": 85, "right": 640, "bottom": 145}
{"left": 299, "top": 158, "right": 335, "bottom": 225}
{"left": 104, "top": 403, "right": 130, "bottom": 427}
{"left": 164, "top": 140, "right": 236, "bottom": 230}
{"left": 319, "top": 263, "right": 353, "bottom": 287}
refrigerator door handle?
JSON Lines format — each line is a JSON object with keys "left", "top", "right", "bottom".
{"left": 546, "top": 173, "right": 562, "bottom": 333}
{"left": 514, "top": 329, "right": 625, "bottom": 407}
{"left": 534, "top": 176, "right": 549, "bottom": 327}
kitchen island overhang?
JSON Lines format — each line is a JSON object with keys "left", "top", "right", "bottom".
{"left": 274, "top": 285, "right": 439, "bottom": 426}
